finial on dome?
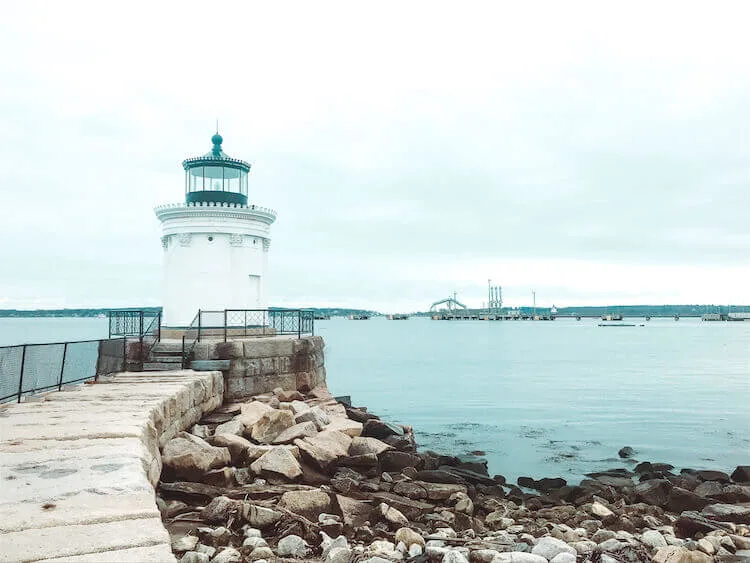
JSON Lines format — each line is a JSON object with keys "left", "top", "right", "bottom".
{"left": 211, "top": 131, "right": 223, "bottom": 156}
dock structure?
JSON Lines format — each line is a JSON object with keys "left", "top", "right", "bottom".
{"left": 430, "top": 309, "right": 555, "bottom": 321}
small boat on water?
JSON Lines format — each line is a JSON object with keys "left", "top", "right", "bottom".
{"left": 387, "top": 314, "right": 409, "bottom": 320}
{"left": 601, "top": 313, "right": 623, "bottom": 321}
{"left": 349, "top": 314, "right": 370, "bottom": 320}
{"left": 598, "top": 322, "right": 639, "bottom": 327}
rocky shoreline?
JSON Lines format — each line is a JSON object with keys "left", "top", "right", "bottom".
{"left": 157, "top": 385, "right": 750, "bottom": 563}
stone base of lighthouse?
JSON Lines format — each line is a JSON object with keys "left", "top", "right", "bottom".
{"left": 155, "top": 202, "right": 276, "bottom": 328}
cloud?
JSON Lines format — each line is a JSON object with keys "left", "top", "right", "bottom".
{"left": 0, "top": 1, "right": 748, "bottom": 310}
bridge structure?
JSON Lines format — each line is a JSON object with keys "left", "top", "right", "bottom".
{"left": 429, "top": 292, "right": 467, "bottom": 313}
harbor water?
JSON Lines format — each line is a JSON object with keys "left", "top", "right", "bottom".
{"left": 1, "top": 315, "right": 748, "bottom": 483}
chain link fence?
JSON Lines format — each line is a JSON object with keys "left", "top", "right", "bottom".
{"left": 0, "top": 337, "right": 126, "bottom": 403}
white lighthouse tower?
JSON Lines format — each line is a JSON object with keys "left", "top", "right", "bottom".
{"left": 155, "top": 133, "right": 276, "bottom": 328}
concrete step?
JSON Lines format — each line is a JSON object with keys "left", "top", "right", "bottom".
{"left": 149, "top": 356, "right": 182, "bottom": 364}
{"left": 150, "top": 342, "right": 183, "bottom": 354}
{"left": 143, "top": 362, "right": 184, "bottom": 371}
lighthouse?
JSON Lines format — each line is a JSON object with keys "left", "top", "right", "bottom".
{"left": 155, "top": 133, "right": 276, "bottom": 328}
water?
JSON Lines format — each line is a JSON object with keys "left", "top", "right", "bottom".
{"left": 2, "top": 316, "right": 748, "bottom": 483}
{"left": 321, "top": 316, "right": 750, "bottom": 483}
{"left": 0, "top": 317, "right": 108, "bottom": 345}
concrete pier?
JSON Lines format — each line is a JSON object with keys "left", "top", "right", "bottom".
{"left": 0, "top": 370, "right": 223, "bottom": 562}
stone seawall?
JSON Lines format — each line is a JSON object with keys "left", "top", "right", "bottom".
{"left": 193, "top": 335, "right": 326, "bottom": 400}
{"left": 0, "top": 370, "right": 223, "bottom": 562}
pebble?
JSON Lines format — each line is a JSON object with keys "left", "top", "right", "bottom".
{"left": 172, "top": 535, "right": 198, "bottom": 552}
{"left": 641, "top": 529, "right": 668, "bottom": 549}
{"left": 442, "top": 549, "right": 469, "bottom": 563}
{"left": 531, "top": 536, "right": 577, "bottom": 560}
{"left": 550, "top": 553, "right": 576, "bottom": 563}
{"left": 395, "top": 527, "right": 425, "bottom": 548}
{"left": 326, "top": 546, "right": 352, "bottom": 563}
{"left": 211, "top": 547, "right": 242, "bottom": 563}
{"left": 179, "top": 553, "right": 209, "bottom": 563}
{"left": 194, "top": 544, "right": 215, "bottom": 558}
{"left": 241, "top": 536, "right": 267, "bottom": 549}
{"left": 598, "top": 538, "right": 625, "bottom": 552}
{"left": 277, "top": 535, "right": 310, "bottom": 558}
{"left": 591, "top": 501, "right": 614, "bottom": 518}
{"left": 591, "top": 528, "right": 617, "bottom": 543}
{"left": 242, "top": 527, "right": 262, "bottom": 538}
{"left": 248, "top": 546, "right": 274, "bottom": 560}
{"left": 491, "top": 553, "right": 548, "bottom": 563}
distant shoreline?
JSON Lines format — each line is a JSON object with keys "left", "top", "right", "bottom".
{"left": 2, "top": 304, "right": 749, "bottom": 319}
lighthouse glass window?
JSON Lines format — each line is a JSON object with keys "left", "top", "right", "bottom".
{"left": 186, "top": 165, "right": 247, "bottom": 196}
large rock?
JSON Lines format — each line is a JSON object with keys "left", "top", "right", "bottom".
{"left": 380, "top": 451, "right": 422, "bottom": 472}
{"left": 376, "top": 502, "right": 409, "bottom": 527}
{"left": 162, "top": 432, "right": 231, "bottom": 481}
{"left": 243, "top": 504, "right": 284, "bottom": 528}
{"left": 271, "top": 421, "right": 318, "bottom": 444}
{"left": 244, "top": 443, "right": 299, "bottom": 463}
{"left": 667, "top": 487, "right": 712, "bottom": 513}
{"left": 701, "top": 502, "right": 750, "bottom": 523}
{"left": 717, "top": 484, "right": 750, "bottom": 503}
{"left": 250, "top": 446, "right": 303, "bottom": 480}
{"left": 208, "top": 434, "right": 253, "bottom": 465}
{"left": 635, "top": 479, "right": 673, "bottom": 507}
{"left": 731, "top": 466, "right": 750, "bottom": 483}
{"left": 349, "top": 437, "right": 393, "bottom": 456}
{"left": 248, "top": 409, "right": 296, "bottom": 444}
{"left": 295, "top": 406, "right": 331, "bottom": 430}
{"left": 695, "top": 470, "right": 730, "bottom": 483}
{"left": 278, "top": 489, "right": 333, "bottom": 521}
{"left": 362, "top": 419, "right": 404, "bottom": 439}
{"left": 214, "top": 418, "right": 244, "bottom": 436}
{"left": 675, "top": 511, "right": 732, "bottom": 536}
{"left": 295, "top": 430, "right": 352, "bottom": 472}
{"left": 336, "top": 494, "right": 372, "bottom": 527}
{"left": 693, "top": 480, "right": 723, "bottom": 498}
{"left": 238, "top": 401, "right": 273, "bottom": 428}
{"left": 326, "top": 417, "right": 363, "bottom": 437}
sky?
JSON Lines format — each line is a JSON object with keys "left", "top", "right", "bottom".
{"left": 1, "top": 1, "right": 749, "bottom": 312}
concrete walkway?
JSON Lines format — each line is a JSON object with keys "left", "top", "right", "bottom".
{"left": 0, "top": 370, "right": 223, "bottom": 562}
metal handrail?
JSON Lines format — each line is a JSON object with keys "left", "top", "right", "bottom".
{"left": 181, "top": 310, "right": 201, "bottom": 369}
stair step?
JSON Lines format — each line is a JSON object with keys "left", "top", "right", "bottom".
{"left": 149, "top": 356, "right": 183, "bottom": 363}
{"left": 150, "top": 350, "right": 183, "bottom": 357}
{"left": 151, "top": 343, "right": 183, "bottom": 353}
{"left": 143, "top": 362, "right": 183, "bottom": 371}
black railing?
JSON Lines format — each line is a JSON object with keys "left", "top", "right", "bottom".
{"left": 108, "top": 310, "right": 161, "bottom": 370}
{"left": 108, "top": 310, "right": 161, "bottom": 338}
{"left": 181, "top": 311, "right": 201, "bottom": 369}
{"left": 0, "top": 337, "right": 126, "bottom": 404}
{"left": 180, "top": 309, "right": 314, "bottom": 368}
{"left": 223, "top": 309, "right": 314, "bottom": 341}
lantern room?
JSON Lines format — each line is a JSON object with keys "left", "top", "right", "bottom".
{"left": 182, "top": 133, "right": 250, "bottom": 206}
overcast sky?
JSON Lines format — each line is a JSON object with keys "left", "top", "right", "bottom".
{"left": 1, "top": 1, "right": 748, "bottom": 312}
